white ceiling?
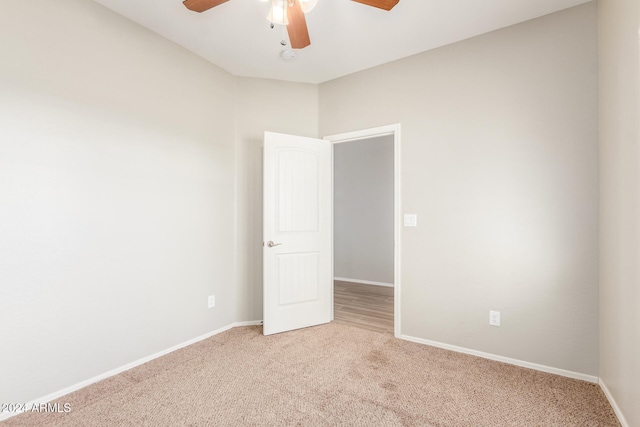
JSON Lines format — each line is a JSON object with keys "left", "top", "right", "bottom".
{"left": 92, "top": 0, "right": 591, "bottom": 84}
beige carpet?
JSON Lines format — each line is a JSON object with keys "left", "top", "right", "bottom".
{"left": 4, "top": 323, "right": 619, "bottom": 426}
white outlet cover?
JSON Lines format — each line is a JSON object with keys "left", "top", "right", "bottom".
{"left": 489, "top": 310, "right": 500, "bottom": 326}
{"left": 208, "top": 295, "right": 215, "bottom": 308}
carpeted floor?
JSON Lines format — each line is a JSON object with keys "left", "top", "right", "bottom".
{"left": 4, "top": 323, "right": 619, "bottom": 426}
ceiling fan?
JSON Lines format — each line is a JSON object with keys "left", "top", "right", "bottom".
{"left": 182, "top": 0, "right": 400, "bottom": 49}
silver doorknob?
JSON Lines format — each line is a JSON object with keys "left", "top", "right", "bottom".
{"left": 266, "top": 241, "right": 283, "bottom": 248}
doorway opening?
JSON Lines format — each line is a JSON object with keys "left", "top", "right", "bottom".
{"left": 325, "top": 124, "right": 401, "bottom": 337}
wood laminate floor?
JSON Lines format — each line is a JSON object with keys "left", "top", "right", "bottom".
{"left": 333, "top": 280, "right": 394, "bottom": 334}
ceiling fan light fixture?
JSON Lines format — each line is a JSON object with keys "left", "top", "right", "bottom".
{"left": 300, "top": 0, "right": 319, "bottom": 13}
{"left": 267, "top": 0, "right": 289, "bottom": 25}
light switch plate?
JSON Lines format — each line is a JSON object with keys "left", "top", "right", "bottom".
{"left": 404, "top": 214, "right": 417, "bottom": 227}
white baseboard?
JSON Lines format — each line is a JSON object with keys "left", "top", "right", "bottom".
{"left": 334, "top": 277, "right": 394, "bottom": 288}
{"left": 234, "top": 320, "right": 263, "bottom": 327}
{"left": 0, "top": 321, "right": 263, "bottom": 422}
{"left": 599, "top": 378, "right": 630, "bottom": 427}
{"left": 400, "top": 334, "right": 599, "bottom": 384}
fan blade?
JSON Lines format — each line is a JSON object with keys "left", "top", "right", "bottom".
{"left": 351, "top": 0, "right": 399, "bottom": 11}
{"left": 287, "top": 0, "right": 311, "bottom": 49}
{"left": 183, "top": 0, "right": 230, "bottom": 13}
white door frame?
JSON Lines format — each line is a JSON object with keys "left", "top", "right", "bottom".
{"left": 324, "top": 124, "right": 402, "bottom": 338}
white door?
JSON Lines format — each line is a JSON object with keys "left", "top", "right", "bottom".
{"left": 263, "top": 131, "right": 332, "bottom": 336}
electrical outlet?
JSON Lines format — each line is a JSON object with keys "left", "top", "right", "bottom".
{"left": 208, "top": 295, "right": 215, "bottom": 308}
{"left": 489, "top": 310, "right": 500, "bottom": 326}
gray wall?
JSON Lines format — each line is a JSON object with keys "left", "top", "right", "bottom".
{"left": 334, "top": 136, "right": 394, "bottom": 285}
{"left": 0, "top": 0, "right": 319, "bottom": 406}
{"left": 598, "top": 0, "right": 640, "bottom": 424}
{"left": 0, "top": 0, "right": 238, "bottom": 404}
{"left": 320, "top": 3, "right": 599, "bottom": 376}
{"left": 235, "top": 77, "right": 319, "bottom": 321}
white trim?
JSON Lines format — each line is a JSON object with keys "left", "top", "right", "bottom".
{"left": 0, "top": 321, "right": 263, "bottom": 422}
{"left": 334, "top": 277, "right": 394, "bottom": 288}
{"left": 599, "top": 379, "right": 630, "bottom": 427}
{"left": 234, "top": 320, "right": 263, "bottom": 327}
{"left": 324, "top": 123, "right": 402, "bottom": 338}
{"left": 393, "top": 126, "right": 401, "bottom": 338}
{"left": 400, "top": 334, "right": 599, "bottom": 384}
{"left": 330, "top": 141, "right": 335, "bottom": 324}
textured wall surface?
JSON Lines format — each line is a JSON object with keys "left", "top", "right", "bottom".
{"left": 0, "top": 0, "right": 237, "bottom": 404}
{"left": 234, "top": 76, "right": 319, "bottom": 321}
{"left": 334, "top": 136, "right": 394, "bottom": 284}
{"left": 598, "top": 0, "right": 640, "bottom": 424}
{"left": 320, "top": 3, "right": 599, "bottom": 376}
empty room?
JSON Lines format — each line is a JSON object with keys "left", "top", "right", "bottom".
{"left": 1, "top": 0, "right": 638, "bottom": 425}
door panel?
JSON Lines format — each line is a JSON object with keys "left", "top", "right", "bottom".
{"left": 277, "top": 149, "right": 319, "bottom": 232}
{"left": 277, "top": 252, "right": 319, "bottom": 305}
{"left": 263, "top": 131, "right": 332, "bottom": 336}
